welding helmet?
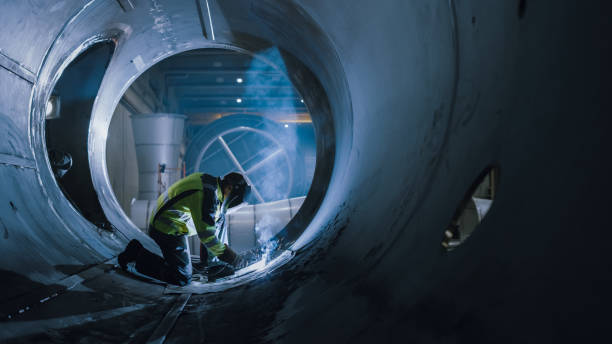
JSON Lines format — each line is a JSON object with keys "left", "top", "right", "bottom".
{"left": 222, "top": 172, "right": 251, "bottom": 208}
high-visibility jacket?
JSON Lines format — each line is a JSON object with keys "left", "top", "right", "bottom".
{"left": 149, "top": 173, "right": 227, "bottom": 257}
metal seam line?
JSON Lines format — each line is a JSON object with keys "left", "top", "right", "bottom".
{"left": 0, "top": 153, "right": 37, "bottom": 169}
{"left": 205, "top": 0, "right": 216, "bottom": 40}
{"left": 195, "top": 0, "right": 209, "bottom": 39}
{"left": 1, "top": 304, "right": 153, "bottom": 340}
{"left": 0, "top": 50, "right": 36, "bottom": 84}
{"left": 1, "top": 258, "right": 114, "bottom": 320}
{"left": 217, "top": 136, "right": 265, "bottom": 203}
{"left": 115, "top": 0, "right": 135, "bottom": 12}
{"left": 146, "top": 293, "right": 192, "bottom": 344}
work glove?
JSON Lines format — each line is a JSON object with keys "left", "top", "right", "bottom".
{"left": 217, "top": 244, "right": 248, "bottom": 269}
{"left": 205, "top": 264, "right": 235, "bottom": 282}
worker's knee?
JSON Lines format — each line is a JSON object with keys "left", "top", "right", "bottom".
{"left": 175, "top": 274, "right": 191, "bottom": 286}
{"left": 175, "top": 266, "right": 192, "bottom": 286}
{"left": 164, "top": 264, "right": 192, "bottom": 286}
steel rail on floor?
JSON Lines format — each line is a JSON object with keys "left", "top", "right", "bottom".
{"left": 146, "top": 293, "right": 192, "bottom": 344}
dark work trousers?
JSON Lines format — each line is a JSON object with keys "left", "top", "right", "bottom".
{"left": 134, "top": 227, "right": 192, "bottom": 286}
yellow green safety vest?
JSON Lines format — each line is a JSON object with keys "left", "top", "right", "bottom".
{"left": 149, "top": 173, "right": 227, "bottom": 257}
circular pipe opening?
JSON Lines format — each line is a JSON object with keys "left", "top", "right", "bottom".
{"left": 107, "top": 47, "right": 321, "bottom": 273}
{"left": 100, "top": 44, "right": 339, "bottom": 282}
{"left": 29, "top": 0, "right": 353, "bottom": 287}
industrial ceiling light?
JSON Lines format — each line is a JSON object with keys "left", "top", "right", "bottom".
{"left": 236, "top": 98, "right": 242, "bottom": 103}
{"left": 236, "top": 77, "right": 243, "bottom": 83}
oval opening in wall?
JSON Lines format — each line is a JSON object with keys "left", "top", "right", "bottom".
{"left": 45, "top": 41, "right": 115, "bottom": 229}
{"left": 442, "top": 166, "right": 500, "bottom": 251}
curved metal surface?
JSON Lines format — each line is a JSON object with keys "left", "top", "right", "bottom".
{"left": 0, "top": 0, "right": 611, "bottom": 343}
{"left": 28, "top": 0, "right": 343, "bottom": 282}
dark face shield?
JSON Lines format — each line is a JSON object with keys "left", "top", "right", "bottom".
{"left": 227, "top": 184, "right": 251, "bottom": 208}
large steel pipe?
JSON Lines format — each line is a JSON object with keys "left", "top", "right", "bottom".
{"left": 0, "top": 1, "right": 611, "bottom": 342}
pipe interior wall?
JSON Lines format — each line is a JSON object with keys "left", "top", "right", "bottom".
{"left": 0, "top": 0, "right": 611, "bottom": 342}
{"left": 106, "top": 102, "right": 139, "bottom": 213}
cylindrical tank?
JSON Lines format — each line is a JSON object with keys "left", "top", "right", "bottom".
{"left": 129, "top": 198, "right": 156, "bottom": 231}
{"left": 2, "top": 1, "right": 611, "bottom": 342}
{"left": 131, "top": 113, "right": 186, "bottom": 200}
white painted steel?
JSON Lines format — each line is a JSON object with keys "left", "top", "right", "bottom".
{"left": 131, "top": 113, "right": 186, "bottom": 199}
{"left": 226, "top": 196, "right": 305, "bottom": 253}
{"left": 129, "top": 199, "right": 155, "bottom": 231}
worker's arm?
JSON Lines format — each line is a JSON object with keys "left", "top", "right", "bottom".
{"left": 192, "top": 188, "right": 226, "bottom": 257}
{"left": 193, "top": 185, "right": 245, "bottom": 268}
{"left": 197, "top": 225, "right": 243, "bottom": 267}
{"left": 198, "top": 228, "right": 225, "bottom": 256}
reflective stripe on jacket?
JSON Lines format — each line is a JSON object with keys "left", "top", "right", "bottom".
{"left": 149, "top": 173, "right": 227, "bottom": 256}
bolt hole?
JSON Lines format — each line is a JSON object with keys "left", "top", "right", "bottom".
{"left": 442, "top": 166, "right": 500, "bottom": 251}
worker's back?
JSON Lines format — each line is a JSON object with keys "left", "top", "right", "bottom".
{"left": 149, "top": 173, "right": 220, "bottom": 236}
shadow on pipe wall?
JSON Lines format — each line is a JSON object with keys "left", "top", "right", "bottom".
{"left": 45, "top": 42, "right": 115, "bottom": 228}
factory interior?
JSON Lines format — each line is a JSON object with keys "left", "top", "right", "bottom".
{"left": 1, "top": 0, "right": 611, "bottom": 343}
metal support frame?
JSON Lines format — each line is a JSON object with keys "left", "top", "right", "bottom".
{"left": 146, "top": 293, "right": 192, "bottom": 344}
{"left": 217, "top": 136, "right": 265, "bottom": 203}
{"left": 194, "top": 126, "right": 294, "bottom": 203}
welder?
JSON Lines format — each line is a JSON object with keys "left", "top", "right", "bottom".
{"left": 118, "top": 172, "right": 251, "bottom": 286}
